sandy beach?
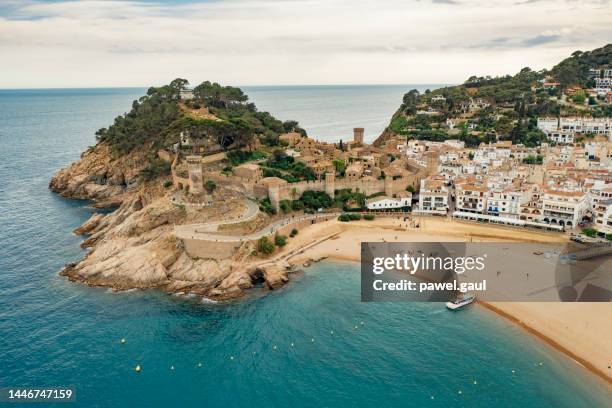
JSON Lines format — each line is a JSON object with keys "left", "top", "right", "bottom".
{"left": 277, "top": 215, "right": 612, "bottom": 385}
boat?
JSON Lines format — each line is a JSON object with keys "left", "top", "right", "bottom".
{"left": 446, "top": 294, "right": 476, "bottom": 310}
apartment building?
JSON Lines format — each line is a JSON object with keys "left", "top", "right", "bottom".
{"left": 486, "top": 188, "right": 526, "bottom": 219}
{"left": 541, "top": 189, "right": 590, "bottom": 227}
{"left": 593, "top": 200, "right": 612, "bottom": 236}
{"left": 455, "top": 182, "right": 489, "bottom": 213}
{"left": 417, "top": 176, "right": 449, "bottom": 214}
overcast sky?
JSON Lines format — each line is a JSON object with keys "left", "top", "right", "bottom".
{"left": 0, "top": 0, "right": 610, "bottom": 88}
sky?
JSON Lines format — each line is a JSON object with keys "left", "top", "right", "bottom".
{"left": 0, "top": 0, "right": 610, "bottom": 88}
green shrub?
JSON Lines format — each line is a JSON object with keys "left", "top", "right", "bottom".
{"left": 290, "top": 228, "right": 298, "bottom": 237}
{"left": 163, "top": 180, "right": 173, "bottom": 188}
{"left": 139, "top": 156, "right": 171, "bottom": 181}
{"left": 274, "top": 234, "right": 287, "bottom": 247}
{"left": 204, "top": 180, "right": 216, "bottom": 194}
{"left": 257, "top": 237, "right": 275, "bottom": 255}
{"left": 291, "top": 200, "right": 304, "bottom": 211}
{"left": 363, "top": 214, "right": 375, "bottom": 221}
{"left": 279, "top": 200, "right": 292, "bottom": 214}
{"left": 334, "top": 189, "right": 366, "bottom": 210}
{"left": 582, "top": 228, "right": 597, "bottom": 238}
{"left": 338, "top": 213, "right": 362, "bottom": 222}
{"left": 606, "top": 234, "right": 612, "bottom": 241}
{"left": 300, "top": 190, "right": 333, "bottom": 210}
{"left": 226, "top": 150, "right": 266, "bottom": 166}
{"left": 259, "top": 198, "right": 277, "bottom": 215}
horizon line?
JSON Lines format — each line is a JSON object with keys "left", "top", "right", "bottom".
{"left": 0, "top": 82, "right": 455, "bottom": 91}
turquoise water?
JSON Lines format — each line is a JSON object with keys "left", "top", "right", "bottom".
{"left": 0, "top": 87, "right": 611, "bottom": 407}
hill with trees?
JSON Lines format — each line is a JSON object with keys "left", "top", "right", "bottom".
{"left": 95, "top": 78, "right": 306, "bottom": 162}
{"left": 376, "top": 44, "right": 611, "bottom": 148}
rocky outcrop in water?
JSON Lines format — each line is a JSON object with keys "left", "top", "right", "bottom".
{"left": 49, "top": 143, "right": 141, "bottom": 207}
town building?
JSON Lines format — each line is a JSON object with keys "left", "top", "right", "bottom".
{"left": 541, "top": 189, "right": 590, "bottom": 227}
{"left": 366, "top": 192, "right": 412, "bottom": 210}
{"left": 416, "top": 176, "right": 449, "bottom": 214}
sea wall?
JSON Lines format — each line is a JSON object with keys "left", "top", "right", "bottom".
{"left": 181, "top": 214, "right": 337, "bottom": 260}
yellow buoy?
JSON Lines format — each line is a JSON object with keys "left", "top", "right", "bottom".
{"left": 473, "top": 380, "right": 478, "bottom": 385}
{"left": 290, "top": 342, "right": 294, "bottom": 347}
{"left": 311, "top": 338, "right": 315, "bottom": 342}
{"left": 538, "top": 362, "right": 543, "bottom": 366}
{"left": 198, "top": 363, "right": 202, "bottom": 367}
{"left": 458, "top": 390, "right": 463, "bottom": 395}
{"left": 230, "top": 356, "right": 234, "bottom": 360}
{"left": 135, "top": 365, "right": 141, "bottom": 373}
{"left": 120, "top": 338, "right": 126, "bottom": 344}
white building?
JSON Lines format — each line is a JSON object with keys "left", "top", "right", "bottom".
{"left": 541, "top": 189, "right": 590, "bottom": 228}
{"left": 537, "top": 117, "right": 612, "bottom": 139}
{"left": 366, "top": 193, "right": 412, "bottom": 210}
{"left": 486, "top": 188, "right": 526, "bottom": 219}
{"left": 179, "top": 89, "right": 194, "bottom": 100}
{"left": 593, "top": 200, "right": 612, "bottom": 236}
{"left": 455, "top": 183, "right": 489, "bottom": 213}
{"left": 417, "top": 177, "right": 449, "bottom": 214}
{"left": 546, "top": 131, "right": 575, "bottom": 144}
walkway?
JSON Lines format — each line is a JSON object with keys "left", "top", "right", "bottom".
{"left": 174, "top": 213, "right": 335, "bottom": 242}
{"left": 174, "top": 199, "right": 260, "bottom": 235}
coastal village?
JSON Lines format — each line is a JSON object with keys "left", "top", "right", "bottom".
{"left": 47, "top": 48, "right": 612, "bottom": 384}
{"left": 168, "top": 67, "right": 612, "bottom": 263}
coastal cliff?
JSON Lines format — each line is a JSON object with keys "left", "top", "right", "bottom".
{"left": 49, "top": 79, "right": 303, "bottom": 300}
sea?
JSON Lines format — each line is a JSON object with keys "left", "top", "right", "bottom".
{"left": 0, "top": 86, "right": 610, "bottom": 407}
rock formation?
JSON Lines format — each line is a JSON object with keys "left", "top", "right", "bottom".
{"left": 50, "top": 144, "right": 292, "bottom": 301}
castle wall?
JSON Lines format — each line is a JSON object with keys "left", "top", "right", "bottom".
{"left": 275, "top": 179, "right": 326, "bottom": 201}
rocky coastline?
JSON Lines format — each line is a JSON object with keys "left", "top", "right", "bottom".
{"left": 50, "top": 144, "right": 293, "bottom": 301}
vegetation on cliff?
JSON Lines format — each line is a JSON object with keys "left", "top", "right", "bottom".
{"left": 551, "top": 44, "right": 612, "bottom": 87}
{"left": 94, "top": 78, "right": 307, "bottom": 175}
{"left": 380, "top": 44, "right": 611, "bottom": 148}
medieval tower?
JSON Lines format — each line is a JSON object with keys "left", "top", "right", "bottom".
{"left": 353, "top": 128, "right": 364, "bottom": 145}
{"left": 186, "top": 155, "right": 203, "bottom": 194}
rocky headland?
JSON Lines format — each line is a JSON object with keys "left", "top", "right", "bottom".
{"left": 49, "top": 80, "right": 305, "bottom": 301}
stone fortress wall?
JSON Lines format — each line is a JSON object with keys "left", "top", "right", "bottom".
{"left": 179, "top": 156, "right": 429, "bottom": 209}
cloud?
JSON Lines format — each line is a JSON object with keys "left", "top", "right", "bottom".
{"left": 522, "top": 34, "right": 561, "bottom": 47}
{"left": 0, "top": 0, "right": 610, "bottom": 87}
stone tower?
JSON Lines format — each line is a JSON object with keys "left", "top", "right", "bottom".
{"left": 425, "top": 153, "right": 440, "bottom": 176}
{"left": 269, "top": 185, "right": 281, "bottom": 211}
{"left": 325, "top": 172, "right": 335, "bottom": 197}
{"left": 384, "top": 176, "right": 393, "bottom": 197}
{"left": 353, "top": 128, "right": 364, "bottom": 145}
{"left": 186, "top": 155, "right": 203, "bottom": 194}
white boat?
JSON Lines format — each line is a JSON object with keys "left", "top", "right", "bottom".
{"left": 446, "top": 294, "right": 476, "bottom": 310}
